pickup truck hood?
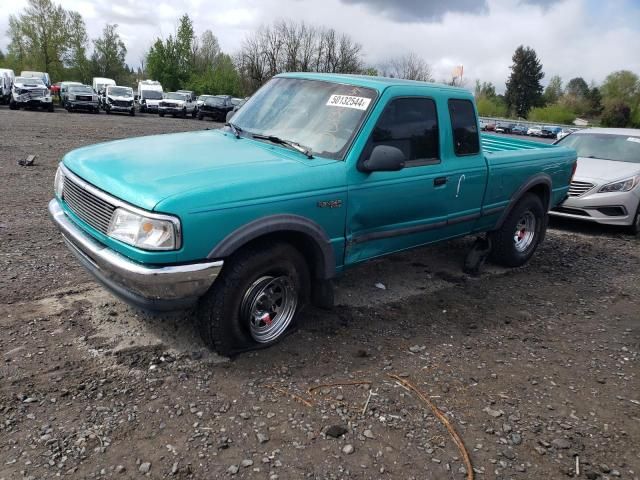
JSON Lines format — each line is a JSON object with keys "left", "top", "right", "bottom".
{"left": 575, "top": 156, "right": 640, "bottom": 182}
{"left": 62, "top": 129, "right": 325, "bottom": 211}
{"left": 108, "top": 95, "right": 133, "bottom": 101}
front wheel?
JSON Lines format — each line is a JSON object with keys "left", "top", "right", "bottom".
{"left": 628, "top": 203, "right": 640, "bottom": 235}
{"left": 197, "top": 243, "right": 310, "bottom": 357}
{"left": 489, "top": 193, "right": 546, "bottom": 267}
{"left": 159, "top": 112, "right": 165, "bottom": 117}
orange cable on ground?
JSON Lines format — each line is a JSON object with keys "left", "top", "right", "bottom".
{"left": 264, "top": 384, "right": 314, "bottom": 408}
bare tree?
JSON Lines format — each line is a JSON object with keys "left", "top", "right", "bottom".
{"left": 235, "top": 19, "right": 364, "bottom": 93}
{"left": 379, "top": 53, "right": 432, "bottom": 82}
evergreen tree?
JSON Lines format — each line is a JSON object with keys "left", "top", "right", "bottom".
{"left": 505, "top": 45, "right": 544, "bottom": 117}
{"left": 565, "top": 77, "right": 589, "bottom": 98}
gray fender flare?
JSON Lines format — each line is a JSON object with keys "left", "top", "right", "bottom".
{"left": 495, "top": 174, "right": 552, "bottom": 229}
{"left": 207, "top": 214, "right": 336, "bottom": 279}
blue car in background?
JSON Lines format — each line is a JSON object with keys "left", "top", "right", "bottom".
{"left": 512, "top": 124, "right": 528, "bottom": 135}
{"left": 541, "top": 126, "right": 563, "bottom": 138}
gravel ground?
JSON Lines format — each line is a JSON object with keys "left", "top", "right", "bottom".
{"left": 0, "top": 107, "right": 638, "bottom": 480}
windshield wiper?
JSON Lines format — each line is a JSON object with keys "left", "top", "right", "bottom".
{"left": 251, "top": 133, "right": 314, "bottom": 159}
{"left": 225, "top": 121, "right": 242, "bottom": 139}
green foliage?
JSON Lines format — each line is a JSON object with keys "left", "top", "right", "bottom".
{"left": 90, "top": 24, "right": 128, "bottom": 83}
{"left": 186, "top": 54, "right": 242, "bottom": 96}
{"left": 565, "top": 77, "right": 589, "bottom": 98}
{"left": 361, "top": 67, "right": 379, "bottom": 76}
{"left": 505, "top": 45, "right": 544, "bottom": 117}
{"left": 476, "top": 96, "right": 507, "bottom": 117}
{"left": 528, "top": 104, "right": 576, "bottom": 124}
{"left": 600, "top": 103, "right": 631, "bottom": 127}
{"left": 475, "top": 80, "right": 496, "bottom": 99}
{"left": 542, "top": 75, "right": 562, "bottom": 105}
{"left": 7, "top": 0, "right": 88, "bottom": 82}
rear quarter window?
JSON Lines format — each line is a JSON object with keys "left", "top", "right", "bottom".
{"left": 448, "top": 99, "right": 480, "bottom": 156}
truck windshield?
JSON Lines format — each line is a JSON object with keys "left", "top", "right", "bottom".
{"left": 142, "top": 90, "right": 163, "bottom": 100}
{"left": 557, "top": 132, "right": 640, "bottom": 163}
{"left": 165, "top": 93, "right": 187, "bottom": 100}
{"left": 69, "top": 86, "right": 92, "bottom": 94}
{"left": 108, "top": 87, "right": 132, "bottom": 97}
{"left": 231, "top": 77, "right": 377, "bottom": 160}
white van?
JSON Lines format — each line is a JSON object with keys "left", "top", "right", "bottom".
{"left": 92, "top": 77, "right": 116, "bottom": 95}
{"left": 137, "top": 80, "right": 163, "bottom": 113}
{"left": 0, "top": 68, "right": 15, "bottom": 103}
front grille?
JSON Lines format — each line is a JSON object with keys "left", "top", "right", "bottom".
{"left": 76, "top": 95, "right": 93, "bottom": 101}
{"left": 112, "top": 100, "right": 130, "bottom": 107}
{"left": 160, "top": 102, "right": 178, "bottom": 108}
{"left": 62, "top": 176, "right": 116, "bottom": 234}
{"left": 28, "top": 89, "right": 47, "bottom": 98}
{"left": 568, "top": 180, "right": 595, "bottom": 197}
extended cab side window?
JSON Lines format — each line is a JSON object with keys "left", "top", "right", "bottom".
{"left": 448, "top": 99, "right": 480, "bottom": 155}
{"left": 363, "top": 97, "right": 439, "bottom": 165}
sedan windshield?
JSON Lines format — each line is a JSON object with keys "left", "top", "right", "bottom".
{"left": 557, "top": 132, "right": 640, "bottom": 163}
{"left": 165, "top": 92, "right": 186, "bottom": 100}
{"left": 69, "top": 86, "right": 93, "bottom": 94}
{"left": 231, "top": 77, "right": 377, "bottom": 160}
{"left": 108, "top": 87, "right": 132, "bottom": 97}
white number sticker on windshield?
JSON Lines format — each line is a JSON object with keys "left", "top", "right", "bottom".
{"left": 627, "top": 137, "right": 640, "bottom": 144}
{"left": 326, "top": 94, "right": 371, "bottom": 111}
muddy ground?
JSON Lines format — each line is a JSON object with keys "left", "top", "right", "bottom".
{"left": 0, "top": 107, "right": 638, "bottom": 480}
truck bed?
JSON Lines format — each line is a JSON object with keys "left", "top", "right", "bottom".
{"left": 481, "top": 133, "right": 555, "bottom": 153}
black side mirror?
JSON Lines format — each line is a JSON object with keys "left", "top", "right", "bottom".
{"left": 360, "top": 145, "right": 406, "bottom": 172}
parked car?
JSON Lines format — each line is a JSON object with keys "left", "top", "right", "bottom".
{"left": 138, "top": 80, "right": 163, "bottom": 113}
{"left": 0, "top": 70, "right": 13, "bottom": 104}
{"left": 196, "top": 94, "right": 215, "bottom": 109}
{"left": 59, "top": 81, "right": 83, "bottom": 108}
{"left": 557, "top": 127, "right": 580, "bottom": 141}
{"left": 21, "top": 70, "right": 50, "bottom": 87}
{"left": 65, "top": 84, "right": 100, "bottom": 113}
{"left": 511, "top": 124, "right": 528, "bottom": 135}
{"left": 484, "top": 121, "right": 496, "bottom": 132}
{"left": 527, "top": 125, "right": 543, "bottom": 136}
{"left": 495, "top": 123, "right": 515, "bottom": 134}
{"left": 541, "top": 126, "right": 562, "bottom": 138}
{"left": 102, "top": 85, "right": 135, "bottom": 115}
{"left": 10, "top": 76, "right": 53, "bottom": 111}
{"left": 550, "top": 128, "right": 640, "bottom": 233}
{"left": 49, "top": 72, "right": 576, "bottom": 356}
{"left": 198, "top": 95, "right": 234, "bottom": 121}
{"left": 226, "top": 97, "right": 249, "bottom": 122}
{"left": 158, "top": 92, "right": 197, "bottom": 118}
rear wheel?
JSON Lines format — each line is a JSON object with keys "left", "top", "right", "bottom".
{"left": 489, "top": 193, "right": 546, "bottom": 267}
{"left": 198, "top": 112, "right": 204, "bottom": 120}
{"left": 197, "top": 242, "right": 310, "bottom": 357}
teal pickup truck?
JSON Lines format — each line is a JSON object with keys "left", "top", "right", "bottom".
{"left": 49, "top": 73, "right": 577, "bottom": 355}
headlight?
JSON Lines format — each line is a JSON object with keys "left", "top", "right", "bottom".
{"left": 598, "top": 176, "right": 640, "bottom": 193}
{"left": 107, "top": 208, "right": 180, "bottom": 250}
{"left": 54, "top": 166, "right": 65, "bottom": 198}
{"left": 68, "top": 94, "right": 76, "bottom": 100}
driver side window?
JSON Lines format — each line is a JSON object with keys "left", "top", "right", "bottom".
{"left": 362, "top": 97, "right": 440, "bottom": 166}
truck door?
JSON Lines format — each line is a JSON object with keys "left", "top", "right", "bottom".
{"left": 443, "top": 98, "right": 488, "bottom": 235}
{"left": 345, "top": 91, "right": 451, "bottom": 265}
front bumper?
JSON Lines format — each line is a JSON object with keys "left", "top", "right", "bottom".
{"left": 159, "top": 107, "right": 186, "bottom": 114}
{"left": 549, "top": 185, "right": 640, "bottom": 226}
{"left": 49, "top": 198, "right": 223, "bottom": 311}
{"left": 69, "top": 101, "right": 99, "bottom": 110}
{"left": 106, "top": 104, "right": 134, "bottom": 112}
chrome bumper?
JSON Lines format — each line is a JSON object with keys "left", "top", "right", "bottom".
{"left": 49, "top": 198, "right": 223, "bottom": 311}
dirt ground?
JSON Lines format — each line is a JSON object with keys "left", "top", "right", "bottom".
{"left": 0, "top": 107, "right": 638, "bottom": 480}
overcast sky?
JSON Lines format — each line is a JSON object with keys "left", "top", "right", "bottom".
{"left": 1, "top": 0, "right": 639, "bottom": 92}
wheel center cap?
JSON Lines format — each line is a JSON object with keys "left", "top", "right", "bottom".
{"left": 257, "top": 312, "right": 272, "bottom": 326}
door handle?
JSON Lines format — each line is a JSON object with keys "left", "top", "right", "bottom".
{"left": 434, "top": 177, "right": 447, "bottom": 186}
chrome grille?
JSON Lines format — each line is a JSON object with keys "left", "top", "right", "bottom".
{"left": 62, "top": 176, "right": 116, "bottom": 234}
{"left": 28, "top": 89, "right": 47, "bottom": 98}
{"left": 568, "top": 180, "right": 595, "bottom": 197}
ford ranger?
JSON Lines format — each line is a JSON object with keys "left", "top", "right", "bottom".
{"left": 49, "top": 73, "right": 577, "bottom": 356}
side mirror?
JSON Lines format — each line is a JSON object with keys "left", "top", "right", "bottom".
{"left": 360, "top": 145, "right": 406, "bottom": 173}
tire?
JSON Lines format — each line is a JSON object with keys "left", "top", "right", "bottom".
{"left": 48, "top": 104, "right": 54, "bottom": 112}
{"left": 9, "top": 100, "right": 18, "bottom": 110}
{"left": 159, "top": 112, "right": 165, "bottom": 117}
{"left": 628, "top": 202, "right": 640, "bottom": 235}
{"left": 130, "top": 109, "right": 135, "bottom": 116}
{"left": 489, "top": 193, "right": 546, "bottom": 267}
{"left": 191, "top": 109, "right": 197, "bottom": 118}
{"left": 182, "top": 109, "right": 187, "bottom": 118}
{"left": 198, "top": 113, "right": 204, "bottom": 120}
{"left": 197, "top": 242, "right": 310, "bottom": 357}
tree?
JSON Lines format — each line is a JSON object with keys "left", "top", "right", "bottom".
{"left": 542, "top": 75, "right": 563, "bottom": 105}
{"left": 504, "top": 45, "right": 544, "bottom": 117}
{"left": 379, "top": 53, "right": 432, "bottom": 81}
{"left": 475, "top": 80, "right": 497, "bottom": 98}
{"left": 600, "top": 103, "right": 631, "bottom": 127}
{"left": 65, "top": 11, "right": 90, "bottom": 82}
{"left": 193, "top": 30, "right": 221, "bottom": 74}
{"left": 565, "top": 77, "right": 589, "bottom": 98}
{"left": 476, "top": 96, "right": 507, "bottom": 117}
{"left": 600, "top": 70, "right": 640, "bottom": 106}
{"left": 91, "top": 24, "right": 128, "bottom": 83}
{"left": 7, "top": 0, "right": 87, "bottom": 81}
{"left": 585, "top": 86, "right": 603, "bottom": 117}
{"left": 528, "top": 104, "right": 576, "bottom": 124}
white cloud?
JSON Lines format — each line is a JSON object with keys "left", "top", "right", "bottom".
{"left": 1, "top": 0, "right": 638, "bottom": 92}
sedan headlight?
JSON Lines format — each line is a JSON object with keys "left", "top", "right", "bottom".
{"left": 54, "top": 166, "right": 65, "bottom": 198}
{"left": 107, "top": 208, "right": 180, "bottom": 250}
{"left": 598, "top": 175, "right": 640, "bottom": 193}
